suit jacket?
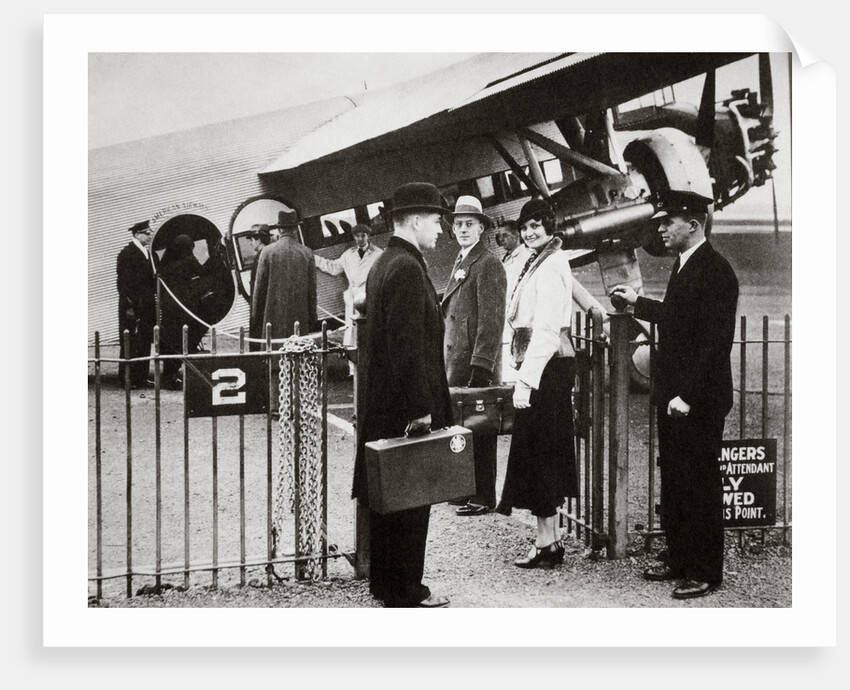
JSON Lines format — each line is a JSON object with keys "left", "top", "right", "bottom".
{"left": 634, "top": 241, "right": 739, "bottom": 417}
{"left": 251, "top": 235, "right": 317, "bottom": 340}
{"left": 441, "top": 241, "right": 506, "bottom": 385}
{"left": 352, "top": 236, "right": 454, "bottom": 503}
{"left": 116, "top": 241, "right": 156, "bottom": 335}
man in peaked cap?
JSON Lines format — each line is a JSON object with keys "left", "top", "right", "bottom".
{"left": 116, "top": 220, "right": 157, "bottom": 388}
{"left": 609, "top": 188, "right": 739, "bottom": 600}
{"left": 314, "top": 223, "right": 383, "bottom": 376}
{"left": 251, "top": 209, "right": 316, "bottom": 349}
{"left": 442, "top": 195, "right": 506, "bottom": 516}
{"left": 353, "top": 182, "right": 453, "bottom": 608}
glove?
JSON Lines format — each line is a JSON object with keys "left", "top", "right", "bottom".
{"left": 467, "top": 365, "right": 490, "bottom": 388}
{"left": 513, "top": 382, "right": 532, "bottom": 409}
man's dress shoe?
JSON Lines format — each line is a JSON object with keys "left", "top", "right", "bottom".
{"left": 455, "top": 502, "right": 492, "bottom": 516}
{"left": 416, "top": 594, "right": 450, "bottom": 608}
{"left": 643, "top": 565, "right": 680, "bottom": 581}
{"left": 672, "top": 579, "right": 720, "bottom": 600}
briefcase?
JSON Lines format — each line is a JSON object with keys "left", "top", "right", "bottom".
{"left": 365, "top": 425, "right": 475, "bottom": 514}
{"left": 449, "top": 385, "right": 515, "bottom": 435}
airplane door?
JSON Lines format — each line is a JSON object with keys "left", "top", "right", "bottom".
{"left": 150, "top": 212, "right": 236, "bottom": 327}
{"left": 227, "top": 196, "right": 302, "bottom": 303}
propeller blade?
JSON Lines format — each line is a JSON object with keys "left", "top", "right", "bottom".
{"left": 696, "top": 69, "right": 716, "bottom": 150}
{"left": 759, "top": 53, "right": 774, "bottom": 119}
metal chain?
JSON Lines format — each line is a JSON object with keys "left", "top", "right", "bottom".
{"left": 273, "top": 336, "right": 323, "bottom": 579}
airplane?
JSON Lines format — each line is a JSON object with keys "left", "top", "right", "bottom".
{"left": 88, "top": 52, "right": 781, "bottom": 387}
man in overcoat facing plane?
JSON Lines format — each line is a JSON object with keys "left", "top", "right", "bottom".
{"left": 352, "top": 182, "right": 454, "bottom": 608}
{"left": 610, "top": 189, "right": 739, "bottom": 600}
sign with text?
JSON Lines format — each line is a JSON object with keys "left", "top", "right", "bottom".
{"left": 718, "top": 439, "right": 777, "bottom": 527}
{"left": 185, "top": 355, "right": 270, "bottom": 418}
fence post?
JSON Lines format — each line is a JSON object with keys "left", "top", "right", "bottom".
{"left": 352, "top": 313, "right": 370, "bottom": 579}
{"left": 607, "top": 312, "right": 631, "bottom": 559}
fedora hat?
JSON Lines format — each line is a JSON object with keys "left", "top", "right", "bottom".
{"left": 249, "top": 223, "right": 271, "bottom": 243}
{"left": 651, "top": 189, "right": 714, "bottom": 219}
{"left": 449, "top": 195, "right": 491, "bottom": 229}
{"left": 388, "top": 182, "right": 450, "bottom": 217}
{"left": 273, "top": 209, "right": 301, "bottom": 229}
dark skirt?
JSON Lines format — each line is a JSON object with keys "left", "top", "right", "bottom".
{"left": 500, "top": 357, "right": 578, "bottom": 516}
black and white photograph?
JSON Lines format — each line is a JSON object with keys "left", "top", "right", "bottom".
{"left": 37, "top": 12, "right": 836, "bottom": 658}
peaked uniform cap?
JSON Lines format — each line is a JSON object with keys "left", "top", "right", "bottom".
{"left": 129, "top": 220, "right": 151, "bottom": 233}
{"left": 651, "top": 189, "right": 714, "bottom": 219}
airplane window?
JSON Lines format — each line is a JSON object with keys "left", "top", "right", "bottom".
{"left": 339, "top": 219, "right": 352, "bottom": 233}
{"left": 476, "top": 176, "right": 496, "bottom": 206}
{"left": 543, "top": 159, "right": 563, "bottom": 186}
{"left": 322, "top": 220, "right": 336, "bottom": 237}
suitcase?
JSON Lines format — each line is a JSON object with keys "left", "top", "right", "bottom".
{"left": 449, "top": 384, "right": 515, "bottom": 435}
{"left": 365, "top": 425, "right": 475, "bottom": 514}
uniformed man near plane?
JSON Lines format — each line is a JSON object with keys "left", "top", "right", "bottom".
{"left": 610, "top": 189, "right": 739, "bottom": 600}
{"left": 352, "top": 182, "right": 453, "bottom": 608}
{"left": 314, "top": 223, "right": 383, "bottom": 376}
{"left": 116, "top": 220, "right": 156, "bottom": 388}
{"left": 442, "top": 196, "right": 506, "bottom": 516}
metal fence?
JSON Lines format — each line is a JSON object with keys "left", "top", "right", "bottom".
{"left": 88, "top": 323, "right": 345, "bottom": 600}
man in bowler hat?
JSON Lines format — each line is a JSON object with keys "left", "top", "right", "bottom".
{"left": 116, "top": 220, "right": 157, "bottom": 388}
{"left": 441, "top": 195, "right": 506, "bottom": 516}
{"left": 352, "top": 182, "right": 454, "bottom": 607}
{"left": 610, "top": 189, "right": 739, "bottom": 599}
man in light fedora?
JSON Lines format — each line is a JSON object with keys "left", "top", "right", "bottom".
{"left": 352, "top": 182, "right": 453, "bottom": 608}
{"left": 442, "top": 195, "right": 506, "bottom": 516}
{"left": 251, "top": 210, "right": 316, "bottom": 344}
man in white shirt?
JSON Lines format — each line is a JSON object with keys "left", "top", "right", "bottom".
{"left": 314, "top": 223, "right": 383, "bottom": 375}
{"left": 498, "top": 220, "right": 530, "bottom": 382}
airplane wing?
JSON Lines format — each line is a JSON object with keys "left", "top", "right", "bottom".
{"left": 259, "top": 52, "right": 753, "bottom": 216}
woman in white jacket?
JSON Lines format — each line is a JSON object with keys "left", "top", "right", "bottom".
{"left": 498, "top": 198, "right": 579, "bottom": 569}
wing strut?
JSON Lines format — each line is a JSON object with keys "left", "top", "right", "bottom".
{"left": 518, "top": 135, "right": 551, "bottom": 199}
{"left": 486, "top": 134, "right": 544, "bottom": 196}
{"left": 516, "top": 126, "right": 622, "bottom": 177}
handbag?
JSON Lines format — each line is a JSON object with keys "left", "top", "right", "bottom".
{"left": 449, "top": 384, "right": 515, "bottom": 435}
{"left": 365, "top": 425, "right": 475, "bottom": 514}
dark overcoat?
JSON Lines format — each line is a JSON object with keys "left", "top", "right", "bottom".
{"left": 441, "top": 240, "right": 506, "bottom": 385}
{"left": 116, "top": 241, "right": 156, "bottom": 382}
{"left": 251, "top": 235, "right": 317, "bottom": 340}
{"left": 633, "top": 240, "right": 738, "bottom": 584}
{"left": 352, "top": 236, "right": 454, "bottom": 504}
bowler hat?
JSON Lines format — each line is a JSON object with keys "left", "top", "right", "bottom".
{"left": 352, "top": 223, "right": 372, "bottom": 235}
{"left": 449, "top": 195, "right": 491, "bottom": 229}
{"left": 129, "top": 220, "right": 151, "bottom": 234}
{"left": 273, "top": 209, "right": 301, "bottom": 229}
{"left": 517, "top": 198, "right": 554, "bottom": 227}
{"left": 388, "top": 182, "right": 450, "bottom": 217}
{"left": 651, "top": 189, "right": 714, "bottom": 219}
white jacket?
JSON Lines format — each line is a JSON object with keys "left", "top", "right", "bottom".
{"left": 506, "top": 240, "right": 574, "bottom": 390}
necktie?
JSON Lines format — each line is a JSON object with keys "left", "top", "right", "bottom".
{"left": 358, "top": 248, "right": 365, "bottom": 259}
{"left": 452, "top": 252, "right": 463, "bottom": 275}
{"left": 672, "top": 256, "right": 681, "bottom": 274}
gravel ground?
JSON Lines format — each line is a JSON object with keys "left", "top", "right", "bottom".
{"left": 89, "top": 395, "right": 792, "bottom": 609}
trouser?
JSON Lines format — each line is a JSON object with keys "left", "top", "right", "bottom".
{"left": 657, "top": 408, "right": 726, "bottom": 584}
{"left": 118, "top": 318, "right": 153, "bottom": 386}
{"left": 368, "top": 506, "right": 431, "bottom": 607}
{"left": 471, "top": 433, "right": 498, "bottom": 508}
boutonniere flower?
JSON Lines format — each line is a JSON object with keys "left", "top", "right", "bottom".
{"left": 454, "top": 268, "right": 467, "bottom": 282}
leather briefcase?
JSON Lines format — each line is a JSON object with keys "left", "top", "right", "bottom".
{"left": 365, "top": 425, "right": 475, "bottom": 514}
{"left": 449, "top": 385, "right": 515, "bottom": 435}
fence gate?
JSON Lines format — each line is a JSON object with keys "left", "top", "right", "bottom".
{"left": 88, "top": 323, "right": 347, "bottom": 600}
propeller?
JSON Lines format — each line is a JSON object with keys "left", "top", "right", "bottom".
{"left": 696, "top": 68, "right": 717, "bottom": 152}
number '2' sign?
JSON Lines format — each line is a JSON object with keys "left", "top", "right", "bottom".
{"left": 185, "top": 355, "right": 270, "bottom": 418}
